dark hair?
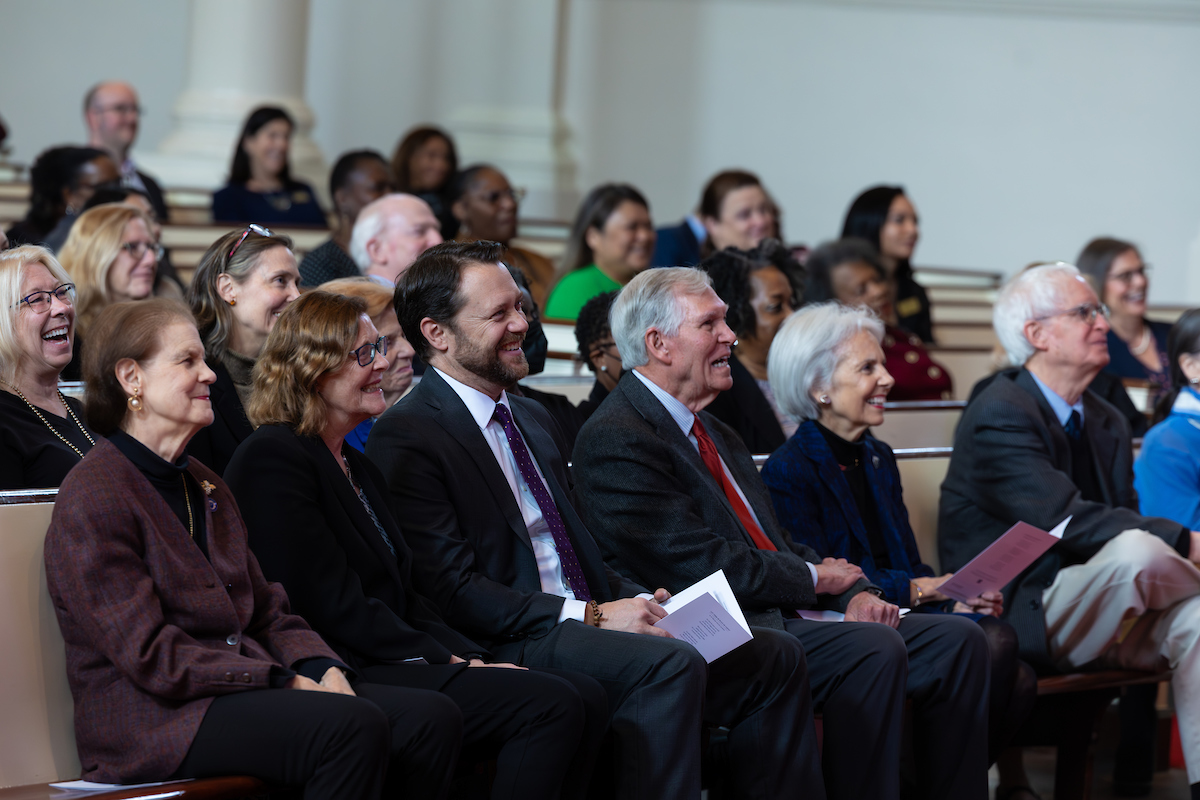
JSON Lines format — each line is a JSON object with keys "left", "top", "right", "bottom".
{"left": 229, "top": 106, "right": 294, "bottom": 186}
{"left": 449, "top": 163, "right": 498, "bottom": 207}
{"left": 81, "top": 184, "right": 153, "bottom": 215}
{"left": 699, "top": 239, "right": 805, "bottom": 338}
{"left": 840, "top": 185, "right": 908, "bottom": 276}
{"left": 395, "top": 239, "right": 506, "bottom": 361}
{"left": 803, "top": 238, "right": 887, "bottom": 305}
{"left": 328, "top": 149, "right": 387, "bottom": 204}
{"left": 1075, "top": 237, "right": 1139, "bottom": 298}
{"left": 83, "top": 299, "right": 196, "bottom": 435}
{"left": 390, "top": 126, "right": 459, "bottom": 194}
{"left": 699, "top": 170, "right": 762, "bottom": 221}
{"left": 574, "top": 290, "right": 617, "bottom": 372}
{"left": 22, "top": 146, "right": 111, "bottom": 236}
{"left": 1152, "top": 308, "right": 1200, "bottom": 425}
{"left": 561, "top": 183, "right": 651, "bottom": 275}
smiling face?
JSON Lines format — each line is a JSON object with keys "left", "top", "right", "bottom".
{"left": 1029, "top": 274, "right": 1111, "bottom": 379}
{"left": 370, "top": 197, "right": 443, "bottom": 282}
{"left": 442, "top": 262, "right": 529, "bottom": 398}
{"left": 660, "top": 287, "right": 736, "bottom": 412}
{"left": 830, "top": 260, "right": 889, "bottom": 318}
{"left": 878, "top": 194, "right": 920, "bottom": 265}
{"left": 15, "top": 263, "right": 76, "bottom": 380}
{"left": 319, "top": 315, "right": 389, "bottom": 434}
{"left": 222, "top": 246, "right": 301, "bottom": 356}
{"left": 408, "top": 136, "right": 453, "bottom": 193}
{"left": 587, "top": 200, "right": 656, "bottom": 280}
{"left": 129, "top": 321, "right": 216, "bottom": 436}
{"left": 705, "top": 185, "right": 774, "bottom": 252}
{"left": 744, "top": 265, "right": 795, "bottom": 348}
{"left": 374, "top": 307, "right": 415, "bottom": 399}
{"left": 816, "top": 329, "right": 894, "bottom": 440}
{"left": 242, "top": 118, "right": 292, "bottom": 179}
{"left": 87, "top": 82, "right": 141, "bottom": 157}
{"left": 1103, "top": 248, "right": 1149, "bottom": 321}
{"left": 454, "top": 168, "right": 518, "bottom": 243}
{"left": 107, "top": 217, "right": 158, "bottom": 303}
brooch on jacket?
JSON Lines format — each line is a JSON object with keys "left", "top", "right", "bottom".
{"left": 200, "top": 480, "right": 217, "bottom": 511}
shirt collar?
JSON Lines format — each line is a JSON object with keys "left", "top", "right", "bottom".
{"left": 366, "top": 273, "right": 395, "bottom": 288}
{"left": 1173, "top": 386, "right": 1200, "bottom": 417}
{"left": 632, "top": 369, "right": 696, "bottom": 437}
{"left": 1028, "top": 369, "right": 1084, "bottom": 428}
{"left": 433, "top": 367, "right": 510, "bottom": 431}
{"left": 685, "top": 214, "right": 707, "bottom": 244}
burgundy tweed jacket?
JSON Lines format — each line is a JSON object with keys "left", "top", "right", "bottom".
{"left": 44, "top": 439, "right": 337, "bottom": 783}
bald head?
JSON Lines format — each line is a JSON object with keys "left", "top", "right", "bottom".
{"left": 350, "top": 193, "right": 444, "bottom": 285}
{"left": 84, "top": 81, "right": 141, "bottom": 161}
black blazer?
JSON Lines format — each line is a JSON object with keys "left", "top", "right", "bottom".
{"left": 704, "top": 354, "right": 787, "bottom": 455}
{"left": 572, "top": 373, "right": 873, "bottom": 630}
{"left": 225, "top": 424, "right": 480, "bottom": 689}
{"left": 364, "top": 368, "right": 647, "bottom": 655}
{"left": 939, "top": 367, "right": 1188, "bottom": 668}
{"left": 187, "top": 361, "right": 253, "bottom": 477}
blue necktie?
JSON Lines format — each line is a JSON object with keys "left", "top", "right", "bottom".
{"left": 1064, "top": 410, "right": 1082, "bottom": 441}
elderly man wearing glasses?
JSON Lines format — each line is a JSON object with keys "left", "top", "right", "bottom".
{"left": 939, "top": 261, "right": 1200, "bottom": 797}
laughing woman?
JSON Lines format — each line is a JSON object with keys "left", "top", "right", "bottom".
{"left": 0, "top": 246, "right": 98, "bottom": 488}
{"left": 187, "top": 225, "right": 301, "bottom": 475}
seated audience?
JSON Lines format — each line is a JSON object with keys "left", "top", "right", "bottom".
{"left": 45, "top": 298, "right": 464, "bottom": 797}
{"left": 6, "top": 146, "right": 118, "bottom": 247}
{"left": 74, "top": 184, "right": 184, "bottom": 294}
{"left": 702, "top": 239, "right": 804, "bottom": 453}
{"left": 366, "top": 241, "right": 820, "bottom": 800}
{"left": 1136, "top": 308, "right": 1200, "bottom": 528}
{"left": 225, "top": 290, "right": 602, "bottom": 799}
{"left": 697, "top": 170, "right": 777, "bottom": 258}
{"left": 760, "top": 302, "right": 1035, "bottom": 773}
{"left": 0, "top": 246, "right": 97, "bottom": 488}
{"left": 545, "top": 183, "right": 656, "bottom": 321}
{"left": 300, "top": 150, "right": 393, "bottom": 287}
{"left": 349, "top": 193, "right": 443, "bottom": 287}
{"left": 804, "top": 238, "right": 952, "bottom": 401}
{"left": 939, "top": 262, "right": 1200, "bottom": 797}
{"left": 212, "top": 106, "right": 326, "bottom": 226}
{"left": 571, "top": 266, "right": 990, "bottom": 800}
{"left": 842, "top": 185, "right": 933, "bottom": 343}
{"left": 573, "top": 290, "right": 621, "bottom": 418}
{"left": 57, "top": 204, "right": 164, "bottom": 380}
{"left": 83, "top": 80, "right": 169, "bottom": 221}
{"left": 187, "top": 225, "right": 301, "bottom": 475}
{"left": 391, "top": 125, "right": 460, "bottom": 240}
{"left": 1076, "top": 237, "right": 1170, "bottom": 404}
{"left": 316, "top": 277, "right": 415, "bottom": 451}
{"left": 451, "top": 164, "right": 557, "bottom": 308}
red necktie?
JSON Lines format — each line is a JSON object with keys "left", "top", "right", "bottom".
{"left": 692, "top": 415, "right": 777, "bottom": 552}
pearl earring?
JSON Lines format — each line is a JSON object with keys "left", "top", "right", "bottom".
{"left": 600, "top": 365, "right": 608, "bottom": 372}
{"left": 127, "top": 390, "right": 143, "bottom": 411}
{"left": 1190, "top": 377, "right": 1199, "bottom": 385}
{"left": 819, "top": 395, "right": 830, "bottom": 405}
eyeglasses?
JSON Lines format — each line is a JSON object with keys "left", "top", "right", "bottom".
{"left": 1109, "top": 265, "right": 1151, "bottom": 286}
{"left": 120, "top": 240, "right": 164, "bottom": 262}
{"left": 94, "top": 103, "right": 142, "bottom": 117}
{"left": 1034, "top": 302, "right": 1111, "bottom": 325}
{"left": 475, "top": 187, "right": 526, "bottom": 205}
{"left": 592, "top": 341, "right": 619, "bottom": 359}
{"left": 15, "top": 283, "right": 75, "bottom": 312}
{"left": 350, "top": 336, "right": 388, "bottom": 367}
{"left": 228, "top": 223, "right": 275, "bottom": 258}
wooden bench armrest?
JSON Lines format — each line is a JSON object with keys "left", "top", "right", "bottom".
{"left": 1036, "top": 669, "right": 1171, "bottom": 696}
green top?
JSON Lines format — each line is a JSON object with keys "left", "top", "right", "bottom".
{"left": 544, "top": 264, "right": 622, "bottom": 321}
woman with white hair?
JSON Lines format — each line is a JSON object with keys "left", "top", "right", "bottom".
{"left": 760, "top": 302, "right": 1035, "bottom": 781}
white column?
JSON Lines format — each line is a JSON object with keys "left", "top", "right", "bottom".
{"left": 137, "top": 0, "right": 325, "bottom": 198}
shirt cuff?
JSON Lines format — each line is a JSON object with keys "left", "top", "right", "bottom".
{"left": 636, "top": 592, "right": 653, "bottom": 601}
{"left": 807, "top": 562, "right": 818, "bottom": 587}
{"left": 559, "top": 598, "right": 589, "bottom": 624}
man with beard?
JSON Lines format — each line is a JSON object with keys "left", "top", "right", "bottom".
{"left": 365, "top": 240, "right": 824, "bottom": 800}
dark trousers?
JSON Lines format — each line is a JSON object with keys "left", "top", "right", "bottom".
{"left": 786, "top": 613, "right": 990, "bottom": 800}
{"left": 499, "top": 620, "right": 822, "bottom": 800}
{"left": 361, "top": 663, "right": 606, "bottom": 800}
{"left": 174, "top": 683, "right": 461, "bottom": 800}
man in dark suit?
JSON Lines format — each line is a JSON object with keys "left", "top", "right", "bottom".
{"left": 652, "top": 214, "right": 706, "bottom": 267}
{"left": 572, "top": 267, "right": 990, "bottom": 800}
{"left": 84, "top": 81, "right": 169, "bottom": 222}
{"left": 939, "top": 262, "right": 1200, "bottom": 793}
{"left": 366, "top": 240, "right": 822, "bottom": 800}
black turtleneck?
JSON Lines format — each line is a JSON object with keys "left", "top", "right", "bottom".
{"left": 814, "top": 421, "right": 891, "bottom": 570}
{"left": 109, "top": 430, "right": 209, "bottom": 558}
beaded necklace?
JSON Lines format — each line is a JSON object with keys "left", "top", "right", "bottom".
{"left": 0, "top": 379, "right": 96, "bottom": 460}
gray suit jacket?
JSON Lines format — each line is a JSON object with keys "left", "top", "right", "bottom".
{"left": 573, "top": 372, "right": 873, "bottom": 630}
{"left": 938, "top": 367, "right": 1188, "bottom": 668}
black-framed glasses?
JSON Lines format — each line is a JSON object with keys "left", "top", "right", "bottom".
{"left": 1034, "top": 302, "right": 1111, "bottom": 325}
{"left": 15, "top": 283, "right": 75, "bottom": 312}
{"left": 350, "top": 336, "right": 388, "bottom": 367}
{"left": 229, "top": 223, "right": 275, "bottom": 258}
{"left": 120, "top": 240, "right": 164, "bottom": 262}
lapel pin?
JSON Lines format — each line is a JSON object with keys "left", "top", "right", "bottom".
{"left": 872, "top": 455, "right": 880, "bottom": 468}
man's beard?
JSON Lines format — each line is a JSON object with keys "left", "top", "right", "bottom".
{"left": 451, "top": 326, "right": 529, "bottom": 389}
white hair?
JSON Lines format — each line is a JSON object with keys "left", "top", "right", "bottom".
{"left": 610, "top": 267, "right": 713, "bottom": 369}
{"left": 768, "top": 302, "right": 885, "bottom": 421}
{"left": 348, "top": 193, "right": 423, "bottom": 271}
{"left": 993, "top": 262, "right": 1087, "bottom": 366}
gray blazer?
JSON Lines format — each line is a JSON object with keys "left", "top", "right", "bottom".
{"left": 572, "top": 372, "right": 873, "bottom": 630}
{"left": 938, "top": 367, "right": 1188, "bottom": 668}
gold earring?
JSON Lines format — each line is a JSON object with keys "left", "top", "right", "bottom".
{"left": 127, "top": 390, "right": 143, "bottom": 411}
{"left": 227, "top": 297, "right": 237, "bottom": 306}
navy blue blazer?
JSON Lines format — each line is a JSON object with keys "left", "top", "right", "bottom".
{"left": 761, "top": 420, "right": 934, "bottom": 606}
{"left": 652, "top": 219, "right": 703, "bottom": 267}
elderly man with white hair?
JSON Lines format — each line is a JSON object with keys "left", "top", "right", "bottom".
{"left": 939, "top": 261, "right": 1200, "bottom": 796}
{"left": 349, "top": 193, "right": 443, "bottom": 287}
{"left": 573, "top": 267, "right": 990, "bottom": 800}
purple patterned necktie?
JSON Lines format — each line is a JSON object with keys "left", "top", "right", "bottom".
{"left": 492, "top": 403, "right": 592, "bottom": 601}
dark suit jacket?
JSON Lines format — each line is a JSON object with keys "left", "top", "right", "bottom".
{"left": 762, "top": 420, "right": 935, "bottom": 606}
{"left": 364, "top": 368, "right": 646, "bottom": 655}
{"left": 225, "top": 425, "right": 480, "bottom": 689}
{"left": 572, "top": 373, "right": 873, "bottom": 630}
{"left": 44, "top": 439, "right": 334, "bottom": 783}
{"left": 187, "top": 361, "right": 253, "bottom": 477}
{"left": 938, "top": 367, "right": 1188, "bottom": 668}
{"left": 137, "top": 169, "right": 170, "bottom": 223}
{"left": 704, "top": 354, "right": 787, "bottom": 455}
{"left": 652, "top": 220, "right": 703, "bottom": 268}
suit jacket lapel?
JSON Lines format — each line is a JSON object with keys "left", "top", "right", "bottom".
{"left": 1016, "top": 368, "right": 1072, "bottom": 471}
{"left": 1083, "top": 392, "right": 1121, "bottom": 505}
{"left": 798, "top": 422, "right": 874, "bottom": 553}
